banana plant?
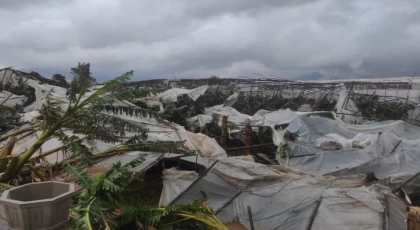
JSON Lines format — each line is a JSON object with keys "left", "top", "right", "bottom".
{"left": 67, "top": 156, "right": 227, "bottom": 230}
{"left": 0, "top": 63, "right": 160, "bottom": 182}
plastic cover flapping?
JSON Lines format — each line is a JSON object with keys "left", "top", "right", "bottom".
{"left": 168, "top": 156, "right": 391, "bottom": 229}
{"left": 212, "top": 156, "right": 297, "bottom": 188}
{"left": 235, "top": 179, "right": 387, "bottom": 230}
{"left": 282, "top": 112, "right": 420, "bottom": 194}
{"left": 159, "top": 168, "right": 199, "bottom": 207}
{"left": 335, "top": 84, "right": 363, "bottom": 124}
{"left": 89, "top": 152, "right": 176, "bottom": 176}
{"left": 110, "top": 114, "right": 227, "bottom": 158}
{"left": 0, "top": 91, "right": 27, "bottom": 108}
{"left": 171, "top": 170, "right": 240, "bottom": 223}
{"left": 152, "top": 85, "right": 208, "bottom": 103}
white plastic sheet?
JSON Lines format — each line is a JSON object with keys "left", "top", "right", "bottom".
{"left": 170, "top": 157, "right": 394, "bottom": 230}
{"left": 281, "top": 112, "right": 420, "bottom": 195}
{"left": 0, "top": 91, "right": 27, "bottom": 107}
{"left": 111, "top": 114, "right": 227, "bottom": 158}
{"left": 335, "top": 84, "right": 363, "bottom": 123}
{"left": 152, "top": 85, "right": 208, "bottom": 103}
{"left": 159, "top": 168, "right": 198, "bottom": 207}
{"left": 213, "top": 156, "right": 294, "bottom": 188}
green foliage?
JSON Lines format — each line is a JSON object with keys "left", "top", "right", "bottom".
{"left": 57, "top": 132, "right": 94, "bottom": 165}
{"left": 353, "top": 94, "right": 416, "bottom": 121}
{"left": 1, "top": 63, "right": 159, "bottom": 181}
{"left": 232, "top": 93, "right": 336, "bottom": 115}
{"left": 203, "top": 114, "right": 222, "bottom": 137}
{"left": 67, "top": 155, "right": 146, "bottom": 230}
{"left": 257, "top": 126, "right": 272, "bottom": 144}
{"left": 208, "top": 75, "right": 223, "bottom": 85}
{"left": 68, "top": 156, "right": 227, "bottom": 230}
{"left": 161, "top": 89, "right": 231, "bottom": 127}
{"left": 52, "top": 74, "right": 70, "bottom": 88}
{"left": 69, "top": 63, "right": 96, "bottom": 98}
{"left": 278, "top": 141, "right": 290, "bottom": 159}
{"left": 121, "top": 200, "right": 227, "bottom": 230}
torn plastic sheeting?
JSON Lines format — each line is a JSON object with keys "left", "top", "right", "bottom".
{"left": 314, "top": 133, "right": 375, "bottom": 150}
{"left": 331, "top": 139, "right": 420, "bottom": 181}
{"left": 310, "top": 188, "right": 382, "bottom": 230}
{"left": 286, "top": 113, "right": 356, "bottom": 145}
{"left": 158, "top": 168, "right": 199, "bottom": 207}
{"left": 250, "top": 109, "right": 302, "bottom": 127}
{"left": 224, "top": 92, "right": 239, "bottom": 107}
{"left": 285, "top": 112, "right": 418, "bottom": 152}
{"left": 278, "top": 143, "right": 376, "bottom": 175}
{"left": 346, "top": 120, "right": 420, "bottom": 141}
{"left": 171, "top": 170, "right": 240, "bottom": 223}
{"left": 212, "top": 156, "right": 286, "bottom": 188}
{"left": 90, "top": 152, "right": 163, "bottom": 175}
{"left": 335, "top": 84, "right": 363, "bottom": 124}
{"left": 204, "top": 105, "right": 252, "bottom": 126}
{"left": 188, "top": 85, "right": 208, "bottom": 101}
{"left": 386, "top": 192, "right": 407, "bottom": 230}
{"left": 239, "top": 180, "right": 385, "bottom": 230}
{"left": 111, "top": 114, "right": 227, "bottom": 158}
{"left": 133, "top": 98, "right": 164, "bottom": 112}
{"left": 0, "top": 91, "right": 27, "bottom": 108}
{"left": 24, "top": 94, "right": 69, "bottom": 112}
{"left": 345, "top": 184, "right": 388, "bottom": 212}
{"left": 0, "top": 126, "right": 115, "bottom": 164}
{"left": 20, "top": 111, "right": 40, "bottom": 123}
{"left": 152, "top": 85, "right": 208, "bottom": 103}
{"left": 281, "top": 130, "right": 420, "bottom": 177}
{"left": 0, "top": 69, "right": 21, "bottom": 87}
{"left": 170, "top": 156, "right": 394, "bottom": 230}
{"left": 184, "top": 131, "right": 227, "bottom": 158}
{"left": 26, "top": 79, "right": 68, "bottom": 100}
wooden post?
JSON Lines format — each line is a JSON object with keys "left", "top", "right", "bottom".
{"left": 220, "top": 115, "right": 228, "bottom": 148}
{"left": 244, "top": 119, "right": 253, "bottom": 156}
{"left": 407, "top": 206, "right": 420, "bottom": 230}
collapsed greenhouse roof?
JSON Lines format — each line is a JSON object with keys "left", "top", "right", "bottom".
{"left": 1, "top": 68, "right": 420, "bottom": 229}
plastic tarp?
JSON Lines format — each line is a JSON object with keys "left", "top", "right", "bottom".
{"left": 111, "top": 114, "right": 227, "bottom": 158}
{"left": 0, "top": 126, "right": 115, "bottom": 164}
{"left": 212, "top": 156, "right": 299, "bottom": 188}
{"left": 190, "top": 105, "right": 311, "bottom": 145}
{"left": 335, "top": 84, "right": 363, "bottom": 124}
{"left": 170, "top": 156, "right": 398, "bottom": 230}
{"left": 204, "top": 105, "right": 252, "bottom": 126}
{"left": 90, "top": 152, "right": 183, "bottom": 176}
{"left": 158, "top": 167, "right": 199, "bottom": 207}
{"left": 0, "top": 91, "right": 27, "bottom": 108}
{"left": 280, "top": 112, "right": 420, "bottom": 194}
{"left": 152, "top": 85, "right": 208, "bottom": 103}
{"left": 132, "top": 98, "right": 164, "bottom": 112}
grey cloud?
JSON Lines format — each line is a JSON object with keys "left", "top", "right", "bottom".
{"left": 0, "top": 0, "right": 420, "bottom": 81}
{"left": 0, "top": 0, "right": 68, "bottom": 10}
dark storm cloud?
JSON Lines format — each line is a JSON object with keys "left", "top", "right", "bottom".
{"left": 0, "top": 0, "right": 419, "bottom": 81}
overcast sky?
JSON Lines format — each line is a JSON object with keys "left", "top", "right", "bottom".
{"left": 0, "top": 0, "right": 420, "bottom": 81}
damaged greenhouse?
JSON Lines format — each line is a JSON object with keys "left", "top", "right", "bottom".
{"left": 1, "top": 66, "right": 420, "bottom": 229}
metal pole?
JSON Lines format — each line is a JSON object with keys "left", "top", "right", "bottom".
{"left": 215, "top": 191, "right": 242, "bottom": 214}
{"left": 169, "top": 160, "right": 219, "bottom": 205}
{"left": 306, "top": 196, "right": 323, "bottom": 230}
{"left": 247, "top": 206, "right": 255, "bottom": 230}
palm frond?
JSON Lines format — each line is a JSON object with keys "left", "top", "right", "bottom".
{"left": 58, "top": 132, "right": 94, "bottom": 165}
{"left": 94, "top": 104, "right": 158, "bottom": 118}
{"left": 96, "top": 141, "right": 191, "bottom": 157}
{"left": 65, "top": 164, "right": 94, "bottom": 191}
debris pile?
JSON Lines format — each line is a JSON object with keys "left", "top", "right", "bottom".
{"left": 1, "top": 67, "right": 420, "bottom": 229}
